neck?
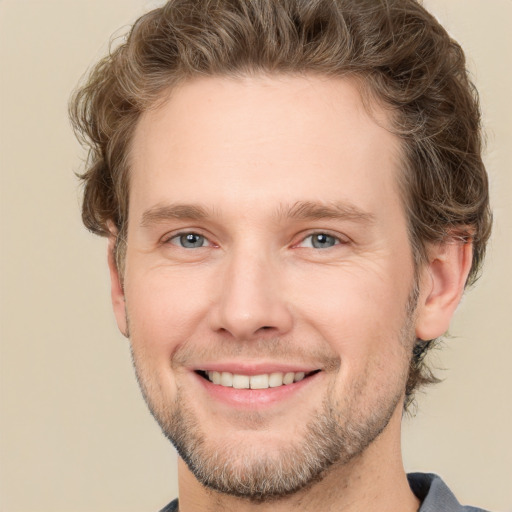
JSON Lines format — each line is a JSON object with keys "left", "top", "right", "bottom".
{"left": 176, "top": 406, "right": 420, "bottom": 512}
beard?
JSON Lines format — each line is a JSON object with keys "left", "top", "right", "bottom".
{"left": 128, "top": 286, "right": 418, "bottom": 502}
{"left": 153, "top": 380, "right": 402, "bottom": 501}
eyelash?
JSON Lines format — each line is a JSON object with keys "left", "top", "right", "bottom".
{"left": 296, "top": 232, "right": 347, "bottom": 249}
{"left": 161, "top": 231, "right": 348, "bottom": 249}
{"left": 163, "top": 231, "right": 212, "bottom": 249}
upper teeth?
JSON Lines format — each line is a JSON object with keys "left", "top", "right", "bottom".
{"left": 206, "top": 371, "right": 306, "bottom": 389}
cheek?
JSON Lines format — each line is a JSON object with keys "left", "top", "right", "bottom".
{"left": 289, "top": 263, "right": 413, "bottom": 361}
{"left": 124, "top": 269, "right": 211, "bottom": 404}
{"left": 294, "top": 265, "right": 414, "bottom": 414}
{"left": 124, "top": 266, "right": 212, "bottom": 359}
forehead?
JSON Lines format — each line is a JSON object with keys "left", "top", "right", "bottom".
{"left": 129, "top": 74, "right": 402, "bottom": 219}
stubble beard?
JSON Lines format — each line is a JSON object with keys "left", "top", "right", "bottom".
{"left": 155, "top": 381, "right": 403, "bottom": 501}
{"left": 128, "top": 287, "right": 418, "bottom": 502}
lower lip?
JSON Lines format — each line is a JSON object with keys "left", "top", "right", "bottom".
{"left": 195, "top": 372, "right": 321, "bottom": 408}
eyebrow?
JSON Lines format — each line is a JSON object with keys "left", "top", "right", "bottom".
{"left": 278, "top": 201, "right": 375, "bottom": 223}
{"left": 140, "top": 204, "right": 211, "bottom": 227}
{"left": 140, "top": 200, "right": 375, "bottom": 227}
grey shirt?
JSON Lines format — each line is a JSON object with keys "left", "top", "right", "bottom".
{"left": 159, "top": 473, "right": 490, "bottom": 511}
{"left": 408, "top": 473, "right": 489, "bottom": 512}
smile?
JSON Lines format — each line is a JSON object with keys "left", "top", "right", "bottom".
{"left": 196, "top": 370, "right": 319, "bottom": 389}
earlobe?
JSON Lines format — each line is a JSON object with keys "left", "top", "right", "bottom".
{"left": 107, "top": 227, "right": 129, "bottom": 337}
{"left": 415, "top": 238, "right": 473, "bottom": 341}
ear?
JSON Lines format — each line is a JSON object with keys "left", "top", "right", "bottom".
{"left": 107, "top": 224, "right": 128, "bottom": 337}
{"left": 415, "top": 237, "right": 473, "bottom": 341}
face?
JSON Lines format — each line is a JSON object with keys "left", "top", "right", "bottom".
{"left": 115, "top": 75, "right": 419, "bottom": 499}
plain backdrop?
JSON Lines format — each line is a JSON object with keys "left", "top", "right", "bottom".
{"left": 0, "top": 1, "right": 511, "bottom": 511}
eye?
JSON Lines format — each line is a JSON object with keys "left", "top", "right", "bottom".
{"left": 299, "top": 233, "right": 341, "bottom": 249}
{"left": 168, "top": 232, "right": 209, "bottom": 248}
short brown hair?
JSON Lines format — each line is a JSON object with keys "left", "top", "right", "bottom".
{"left": 69, "top": 0, "right": 491, "bottom": 407}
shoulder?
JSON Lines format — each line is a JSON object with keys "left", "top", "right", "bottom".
{"left": 408, "top": 473, "right": 491, "bottom": 512}
{"left": 158, "top": 498, "right": 179, "bottom": 512}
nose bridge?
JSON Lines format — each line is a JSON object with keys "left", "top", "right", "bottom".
{"left": 211, "top": 240, "right": 292, "bottom": 340}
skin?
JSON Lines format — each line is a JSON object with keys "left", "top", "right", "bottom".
{"left": 108, "top": 75, "right": 472, "bottom": 512}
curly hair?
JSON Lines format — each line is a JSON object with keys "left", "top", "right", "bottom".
{"left": 69, "top": 0, "right": 491, "bottom": 408}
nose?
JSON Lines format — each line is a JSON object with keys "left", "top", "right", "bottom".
{"left": 208, "top": 248, "right": 293, "bottom": 341}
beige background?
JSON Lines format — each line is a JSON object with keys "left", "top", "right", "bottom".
{"left": 0, "top": 1, "right": 510, "bottom": 511}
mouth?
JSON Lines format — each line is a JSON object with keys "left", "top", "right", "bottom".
{"left": 195, "top": 369, "right": 321, "bottom": 390}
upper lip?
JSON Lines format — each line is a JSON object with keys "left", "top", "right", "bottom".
{"left": 191, "top": 362, "right": 321, "bottom": 375}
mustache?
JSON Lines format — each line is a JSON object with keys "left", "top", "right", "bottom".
{"left": 170, "top": 335, "right": 341, "bottom": 372}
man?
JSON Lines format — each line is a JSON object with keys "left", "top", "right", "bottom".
{"left": 70, "top": 0, "right": 492, "bottom": 510}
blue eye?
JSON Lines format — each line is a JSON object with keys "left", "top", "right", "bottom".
{"left": 301, "top": 233, "right": 339, "bottom": 249}
{"left": 170, "top": 233, "right": 208, "bottom": 248}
